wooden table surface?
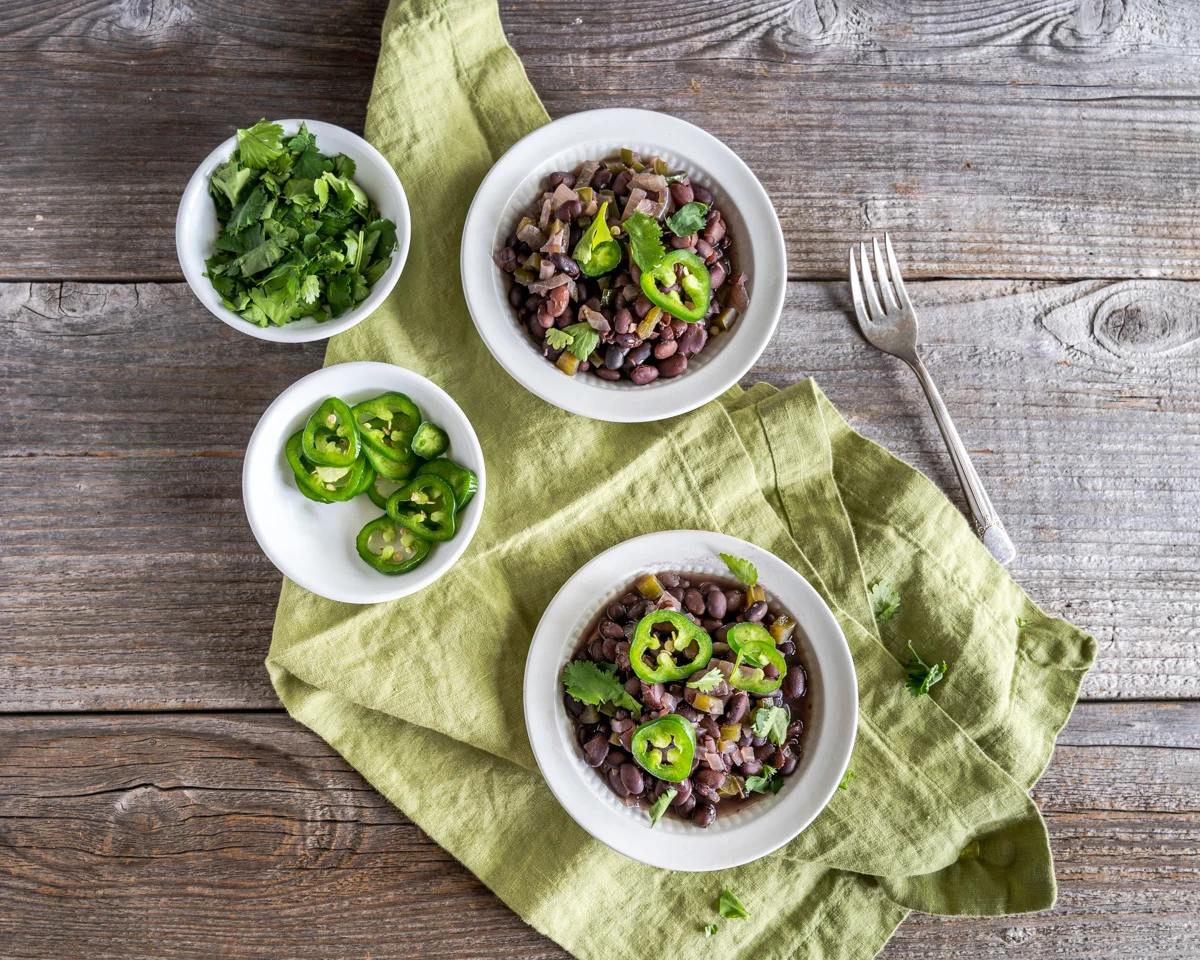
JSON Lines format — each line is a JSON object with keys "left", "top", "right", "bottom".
{"left": 2, "top": 1, "right": 1198, "bottom": 957}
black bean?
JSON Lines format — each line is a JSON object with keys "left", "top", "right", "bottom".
{"left": 657, "top": 354, "right": 688, "bottom": 378}
{"left": 614, "top": 332, "right": 642, "bottom": 350}
{"left": 548, "top": 171, "right": 568, "bottom": 188}
{"left": 678, "top": 322, "right": 707, "bottom": 357}
{"left": 700, "top": 716, "right": 721, "bottom": 740}
{"left": 695, "top": 767, "right": 726, "bottom": 793}
{"left": 668, "top": 586, "right": 684, "bottom": 601}
{"left": 780, "top": 754, "right": 799, "bottom": 776}
{"left": 656, "top": 572, "right": 679, "bottom": 588}
{"left": 787, "top": 720, "right": 804, "bottom": 741}
{"left": 607, "top": 602, "right": 627, "bottom": 622}
{"left": 783, "top": 665, "right": 806, "bottom": 699}
{"left": 556, "top": 199, "right": 583, "bottom": 221}
{"left": 777, "top": 639, "right": 796, "bottom": 658}
{"left": 755, "top": 744, "right": 775, "bottom": 762}
{"left": 763, "top": 663, "right": 779, "bottom": 680}
{"left": 606, "top": 767, "right": 631, "bottom": 798}
{"left": 604, "top": 345, "right": 627, "bottom": 370}
{"left": 615, "top": 641, "right": 631, "bottom": 671}
{"left": 672, "top": 778, "right": 694, "bottom": 806}
{"left": 724, "top": 590, "right": 745, "bottom": 614}
{"left": 606, "top": 749, "right": 628, "bottom": 769}
{"left": 741, "top": 758, "right": 763, "bottom": 776}
{"left": 692, "top": 184, "right": 713, "bottom": 205}
{"left": 587, "top": 639, "right": 605, "bottom": 661}
{"left": 726, "top": 690, "right": 750, "bottom": 723}
{"left": 684, "top": 588, "right": 706, "bottom": 616}
{"left": 549, "top": 253, "right": 579, "bottom": 278}
{"left": 564, "top": 691, "right": 584, "bottom": 717}
{"left": 583, "top": 734, "right": 609, "bottom": 768}
{"left": 633, "top": 293, "right": 654, "bottom": 318}
{"left": 592, "top": 168, "right": 613, "bottom": 189}
{"left": 620, "top": 763, "right": 645, "bottom": 796}
{"left": 711, "top": 639, "right": 731, "bottom": 654}
{"left": 708, "top": 262, "right": 726, "bottom": 289}
{"left": 626, "top": 343, "right": 652, "bottom": 366}
{"left": 622, "top": 621, "right": 636, "bottom": 640}
{"left": 706, "top": 590, "right": 727, "bottom": 620}
{"left": 601, "top": 637, "right": 618, "bottom": 661}
{"left": 676, "top": 794, "right": 697, "bottom": 818}
{"left": 692, "top": 802, "right": 716, "bottom": 828}
{"left": 669, "top": 181, "right": 695, "bottom": 206}
{"left": 624, "top": 675, "right": 641, "bottom": 697}
{"left": 613, "top": 308, "right": 634, "bottom": 334}
{"left": 745, "top": 601, "right": 768, "bottom": 622}
{"left": 701, "top": 618, "right": 722, "bottom": 633}
{"left": 703, "top": 216, "right": 726, "bottom": 245}
{"left": 630, "top": 365, "right": 659, "bottom": 386}
{"left": 509, "top": 285, "right": 526, "bottom": 308}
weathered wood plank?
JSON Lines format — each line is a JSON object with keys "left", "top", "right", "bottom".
{"left": 2, "top": 278, "right": 1197, "bottom": 708}
{"left": 3, "top": 0, "right": 1200, "bottom": 280}
{"left": 0, "top": 703, "right": 1194, "bottom": 959}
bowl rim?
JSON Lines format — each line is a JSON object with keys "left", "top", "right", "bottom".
{"left": 176, "top": 119, "right": 411, "bottom": 344}
{"left": 523, "top": 530, "right": 857, "bottom": 871}
{"left": 461, "top": 108, "right": 787, "bottom": 423}
{"left": 241, "top": 360, "right": 485, "bottom": 604}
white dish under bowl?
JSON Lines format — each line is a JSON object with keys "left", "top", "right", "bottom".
{"left": 177, "top": 119, "right": 410, "bottom": 343}
{"left": 242, "top": 361, "right": 484, "bottom": 605}
{"left": 524, "top": 530, "right": 857, "bottom": 872}
{"left": 461, "top": 109, "right": 787, "bottom": 422}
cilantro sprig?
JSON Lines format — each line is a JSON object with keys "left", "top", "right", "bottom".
{"left": 719, "top": 553, "right": 758, "bottom": 587}
{"left": 666, "top": 201, "right": 709, "bottom": 237}
{"left": 562, "top": 661, "right": 642, "bottom": 717}
{"left": 624, "top": 211, "right": 666, "bottom": 271}
{"left": 648, "top": 788, "right": 677, "bottom": 827}
{"left": 686, "top": 668, "right": 724, "bottom": 693}
{"left": 744, "top": 764, "right": 783, "bottom": 795}
{"left": 546, "top": 322, "right": 600, "bottom": 361}
{"left": 718, "top": 888, "right": 751, "bottom": 920}
{"left": 905, "top": 643, "right": 947, "bottom": 697}
{"left": 869, "top": 579, "right": 901, "bottom": 623}
{"left": 751, "top": 705, "right": 789, "bottom": 746}
{"left": 205, "top": 120, "right": 396, "bottom": 328}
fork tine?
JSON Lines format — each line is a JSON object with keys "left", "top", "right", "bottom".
{"left": 884, "top": 233, "right": 914, "bottom": 312}
{"left": 858, "top": 242, "right": 886, "bottom": 321}
{"left": 849, "top": 246, "right": 872, "bottom": 329}
{"left": 872, "top": 237, "right": 899, "bottom": 313}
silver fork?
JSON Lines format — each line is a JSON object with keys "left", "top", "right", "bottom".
{"left": 849, "top": 235, "right": 1016, "bottom": 566}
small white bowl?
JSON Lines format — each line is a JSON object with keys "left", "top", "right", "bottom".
{"left": 242, "top": 361, "right": 484, "bottom": 605}
{"left": 524, "top": 531, "right": 857, "bottom": 871}
{"left": 177, "top": 120, "right": 411, "bottom": 343}
{"left": 461, "top": 109, "right": 787, "bottom": 423}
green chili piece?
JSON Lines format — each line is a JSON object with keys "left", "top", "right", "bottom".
{"left": 416, "top": 458, "right": 478, "bottom": 512}
{"left": 729, "top": 639, "right": 788, "bottom": 696}
{"left": 570, "top": 201, "right": 621, "bottom": 277}
{"left": 629, "top": 610, "right": 713, "bottom": 684}
{"left": 411, "top": 421, "right": 450, "bottom": 459}
{"left": 301, "top": 397, "right": 359, "bottom": 467}
{"left": 386, "top": 474, "right": 458, "bottom": 542}
{"left": 640, "top": 249, "right": 711, "bottom": 323}
{"left": 355, "top": 515, "right": 431, "bottom": 574}
{"left": 630, "top": 715, "right": 697, "bottom": 782}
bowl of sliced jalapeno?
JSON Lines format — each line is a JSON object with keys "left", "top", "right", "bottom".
{"left": 523, "top": 530, "right": 856, "bottom": 871}
{"left": 242, "top": 361, "right": 484, "bottom": 604}
{"left": 461, "top": 109, "right": 787, "bottom": 422}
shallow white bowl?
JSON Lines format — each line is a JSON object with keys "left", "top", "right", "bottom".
{"left": 242, "top": 361, "right": 484, "bottom": 605}
{"left": 524, "top": 531, "right": 856, "bottom": 871}
{"left": 462, "top": 109, "right": 787, "bottom": 422}
{"left": 177, "top": 119, "right": 411, "bottom": 343}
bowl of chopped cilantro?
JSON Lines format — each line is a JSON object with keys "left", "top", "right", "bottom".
{"left": 177, "top": 119, "right": 410, "bottom": 342}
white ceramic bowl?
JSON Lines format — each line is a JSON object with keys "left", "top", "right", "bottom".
{"left": 242, "top": 361, "right": 484, "bottom": 604}
{"left": 462, "top": 109, "right": 787, "bottom": 422}
{"left": 524, "top": 531, "right": 856, "bottom": 871}
{"left": 177, "top": 119, "right": 410, "bottom": 343}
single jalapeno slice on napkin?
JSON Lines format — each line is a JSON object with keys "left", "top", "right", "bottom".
{"left": 352, "top": 392, "right": 422, "bottom": 462}
{"left": 729, "top": 638, "right": 788, "bottom": 696}
{"left": 571, "top": 200, "right": 621, "bottom": 277}
{"left": 301, "top": 397, "right": 360, "bottom": 467}
{"left": 355, "top": 515, "right": 431, "bottom": 574}
{"left": 386, "top": 474, "right": 458, "bottom": 542}
{"left": 416, "top": 458, "right": 478, "bottom": 513}
{"left": 629, "top": 610, "right": 713, "bottom": 684}
{"left": 639, "top": 249, "right": 711, "bottom": 323}
{"left": 411, "top": 421, "right": 450, "bottom": 460}
{"left": 630, "top": 715, "right": 697, "bottom": 783}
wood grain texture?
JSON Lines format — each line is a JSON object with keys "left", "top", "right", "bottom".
{"left": 0, "top": 703, "right": 1194, "bottom": 959}
{"left": 4, "top": 0, "right": 1200, "bottom": 280}
{"left": 2, "top": 277, "right": 1196, "bottom": 708}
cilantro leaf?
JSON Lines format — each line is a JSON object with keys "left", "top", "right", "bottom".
{"left": 751, "top": 706, "right": 789, "bottom": 746}
{"left": 209, "top": 160, "right": 254, "bottom": 206}
{"left": 686, "top": 668, "right": 724, "bottom": 693}
{"left": 869, "top": 579, "right": 901, "bottom": 623}
{"left": 905, "top": 643, "right": 947, "bottom": 697}
{"left": 719, "top": 553, "right": 757, "bottom": 587}
{"left": 562, "top": 661, "right": 642, "bottom": 717}
{"left": 561, "top": 322, "right": 600, "bottom": 361}
{"left": 228, "top": 184, "right": 271, "bottom": 234}
{"left": 292, "top": 144, "right": 333, "bottom": 180}
{"left": 624, "top": 212, "right": 666, "bottom": 271}
{"left": 718, "top": 888, "right": 751, "bottom": 920}
{"left": 545, "top": 328, "right": 573, "bottom": 351}
{"left": 1017, "top": 617, "right": 1030, "bottom": 628}
{"left": 298, "top": 274, "right": 321, "bottom": 304}
{"left": 704, "top": 923, "right": 719, "bottom": 937}
{"left": 648, "top": 788, "right": 677, "bottom": 827}
{"left": 838, "top": 769, "right": 855, "bottom": 790}
{"left": 285, "top": 122, "right": 317, "bottom": 154}
{"left": 744, "top": 764, "right": 777, "bottom": 794}
{"left": 666, "top": 201, "right": 709, "bottom": 237}
{"left": 333, "top": 154, "right": 357, "bottom": 179}
{"left": 236, "top": 119, "right": 285, "bottom": 169}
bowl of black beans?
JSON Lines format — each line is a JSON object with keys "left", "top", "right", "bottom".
{"left": 524, "top": 531, "right": 857, "bottom": 872}
{"left": 462, "top": 109, "right": 787, "bottom": 423}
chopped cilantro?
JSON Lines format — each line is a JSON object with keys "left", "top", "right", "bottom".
{"left": 751, "top": 706, "right": 789, "bottom": 746}
{"left": 718, "top": 888, "right": 751, "bottom": 920}
{"left": 869, "top": 579, "right": 901, "bottom": 623}
{"left": 905, "top": 643, "right": 947, "bottom": 697}
{"left": 744, "top": 764, "right": 778, "bottom": 794}
{"left": 1017, "top": 617, "right": 1030, "bottom": 628}
{"left": 624, "top": 211, "right": 666, "bottom": 271}
{"left": 838, "top": 769, "right": 855, "bottom": 790}
{"left": 544, "top": 327, "right": 573, "bottom": 351}
{"left": 204, "top": 121, "right": 396, "bottom": 328}
{"left": 704, "top": 923, "right": 720, "bottom": 937}
{"left": 559, "top": 322, "right": 600, "bottom": 362}
{"left": 686, "top": 668, "right": 724, "bottom": 693}
{"left": 666, "top": 201, "right": 709, "bottom": 237}
{"left": 719, "top": 553, "right": 758, "bottom": 586}
{"left": 562, "top": 660, "right": 642, "bottom": 717}
{"left": 648, "top": 788, "right": 677, "bottom": 827}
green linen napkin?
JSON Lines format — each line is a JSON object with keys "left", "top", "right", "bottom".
{"left": 267, "top": 0, "right": 1096, "bottom": 955}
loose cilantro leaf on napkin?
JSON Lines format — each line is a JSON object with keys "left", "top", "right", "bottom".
{"left": 744, "top": 764, "right": 778, "bottom": 794}
{"left": 648, "top": 788, "right": 677, "bottom": 827}
{"left": 204, "top": 121, "right": 396, "bottom": 329}
{"left": 666, "top": 201, "right": 709, "bottom": 237}
{"left": 838, "top": 769, "right": 855, "bottom": 790}
{"left": 560, "top": 322, "right": 600, "bottom": 362}
{"left": 905, "top": 643, "right": 947, "bottom": 697}
{"left": 1017, "top": 617, "right": 1031, "bottom": 628}
{"left": 718, "top": 888, "right": 751, "bottom": 920}
{"left": 562, "top": 661, "right": 642, "bottom": 717}
{"left": 544, "top": 327, "right": 573, "bottom": 351}
{"left": 751, "top": 706, "right": 789, "bottom": 745}
{"left": 686, "top": 668, "right": 724, "bottom": 692}
{"left": 704, "top": 923, "right": 720, "bottom": 937}
{"left": 719, "top": 553, "right": 758, "bottom": 586}
{"left": 869, "top": 579, "right": 901, "bottom": 623}
{"left": 624, "top": 212, "right": 666, "bottom": 271}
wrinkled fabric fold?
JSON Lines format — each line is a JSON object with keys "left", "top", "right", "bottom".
{"left": 267, "top": 0, "right": 1096, "bottom": 956}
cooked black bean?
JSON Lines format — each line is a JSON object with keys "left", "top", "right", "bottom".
{"left": 684, "top": 588, "right": 706, "bottom": 616}
{"left": 779, "top": 754, "right": 799, "bottom": 776}
{"left": 556, "top": 199, "right": 583, "bottom": 221}
{"left": 692, "top": 802, "right": 717, "bottom": 827}
{"left": 583, "top": 735, "right": 609, "bottom": 768}
{"left": 620, "top": 763, "right": 645, "bottom": 796}
{"left": 604, "top": 345, "right": 627, "bottom": 370}
{"left": 745, "top": 600, "right": 768, "bottom": 622}
{"left": 657, "top": 354, "right": 688, "bottom": 378}
{"left": 606, "top": 749, "right": 628, "bottom": 769}
{"left": 783, "top": 665, "right": 806, "bottom": 699}
{"left": 726, "top": 690, "right": 750, "bottom": 723}
{"left": 602, "top": 637, "right": 619, "bottom": 661}
{"left": 706, "top": 590, "right": 727, "bottom": 619}
{"left": 630, "top": 365, "right": 659, "bottom": 385}
{"left": 607, "top": 602, "right": 627, "bottom": 622}
{"left": 607, "top": 767, "right": 631, "bottom": 798}
{"left": 692, "top": 184, "right": 713, "bottom": 205}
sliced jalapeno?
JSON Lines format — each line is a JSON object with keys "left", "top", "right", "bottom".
{"left": 302, "top": 397, "right": 359, "bottom": 467}
{"left": 640, "top": 249, "right": 710, "bottom": 323}
{"left": 355, "top": 515, "right": 431, "bottom": 574}
{"left": 416, "top": 458, "right": 478, "bottom": 512}
{"left": 631, "top": 715, "right": 697, "bottom": 783}
{"left": 411, "top": 421, "right": 450, "bottom": 459}
{"left": 386, "top": 474, "right": 458, "bottom": 542}
{"left": 362, "top": 441, "right": 421, "bottom": 482}
{"left": 629, "top": 610, "right": 713, "bottom": 684}
{"left": 352, "top": 392, "right": 422, "bottom": 462}
{"left": 367, "top": 474, "right": 404, "bottom": 510}
{"left": 729, "top": 638, "right": 787, "bottom": 696}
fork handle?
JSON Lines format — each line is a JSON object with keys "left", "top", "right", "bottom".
{"left": 906, "top": 353, "right": 1017, "bottom": 566}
